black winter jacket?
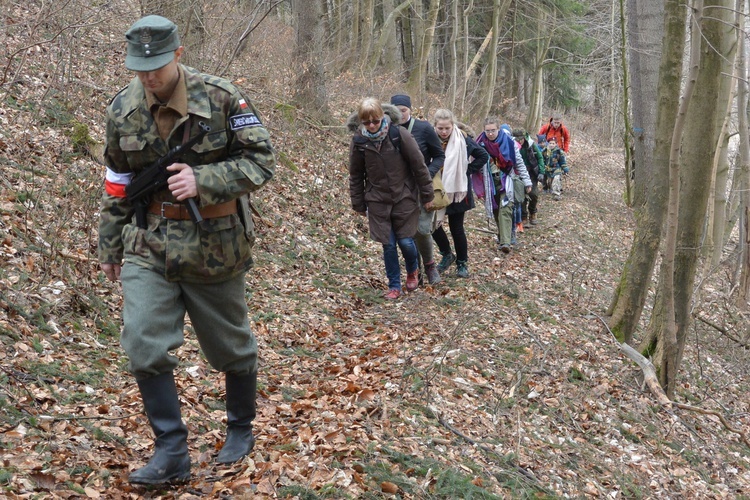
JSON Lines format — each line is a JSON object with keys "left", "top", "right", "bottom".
{"left": 398, "top": 117, "right": 446, "bottom": 177}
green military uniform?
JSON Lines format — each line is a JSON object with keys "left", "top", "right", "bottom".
{"left": 99, "top": 64, "right": 275, "bottom": 376}
{"left": 98, "top": 14, "right": 275, "bottom": 483}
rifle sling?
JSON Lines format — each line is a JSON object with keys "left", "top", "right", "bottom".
{"left": 148, "top": 200, "right": 237, "bottom": 220}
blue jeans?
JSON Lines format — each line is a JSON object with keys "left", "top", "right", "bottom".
{"left": 513, "top": 202, "right": 522, "bottom": 225}
{"left": 382, "top": 229, "right": 418, "bottom": 290}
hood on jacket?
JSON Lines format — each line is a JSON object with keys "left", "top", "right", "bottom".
{"left": 346, "top": 103, "right": 402, "bottom": 134}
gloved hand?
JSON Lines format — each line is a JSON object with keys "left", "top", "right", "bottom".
{"left": 563, "top": 167, "right": 569, "bottom": 175}
{"left": 538, "top": 174, "right": 544, "bottom": 182}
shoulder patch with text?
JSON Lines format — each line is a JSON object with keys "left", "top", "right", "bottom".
{"left": 230, "top": 113, "right": 262, "bottom": 131}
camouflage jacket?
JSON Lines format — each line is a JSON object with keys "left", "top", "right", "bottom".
{"left": 98, "top": 65, "right": 275, "bottom": 283}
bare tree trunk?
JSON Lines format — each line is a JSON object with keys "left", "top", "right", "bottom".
{"left": 525, "top": 5, "right": 551, "bottom": 133}
{"left": 380, "top": 0, "right": 401, "bottom": 71}
{"left": 618, "top": 0, "right": 633, "bottom": 205}
{"left": 645, "top": 0, "right": 731, "bottom": 397}
{"left": 293, "top": 0, "right": 329, "bottom": 118}
{"left": 457, "top": 0, "right": 474, "bottom": 117}
{"left": 607, "top": 0, "right": 671, "bottom": 345}
{"left": 703, "top": 0, "right": 739, "bottom": 271}
{"left": 401, "top": 4, "right": 414, "bottom": 72}
{"left": 658, "top": 0, "right": 703, "bottom": 398}
{"left": 627, "top": 0, "right": 664, "bottom": 208}
{"left": 406, "top": 0, "right": 440, "bottom": 94}
{"left": 516, "top": 65, "right": 526, "bottom": 108}
{"left": 473, "top": 0, "right": 511, "bottom": 121}
{"left": 448, "top": 0, "right": 459, "bottom": 108}
{"left": 348, "top": 0, "right": 361, "bottom": 70}
{"left": 359, "top": 0, "right": 374, "bottom": 72}
{"left": 334, "top": 0, "right": 345, "bottom": 58}
{"left": 737, "top": 0, "right": 750, "bottom": 304}
{"left": 366, "top": 0, "right": 412, "bottom": 71}
{"left": 609, "top": 0, "right": 617, "bottom": 148}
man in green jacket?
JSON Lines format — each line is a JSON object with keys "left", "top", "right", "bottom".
{"left": 98, "top": 15, "right": 275, "bottom": 484}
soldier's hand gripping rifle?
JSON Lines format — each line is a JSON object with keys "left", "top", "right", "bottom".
{"left": 125, "top": 122, "right": 211, "bottom": 229}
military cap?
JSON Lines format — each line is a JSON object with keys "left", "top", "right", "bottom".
{"left": 125, "top": 15, "right": 181, "bottom": 72}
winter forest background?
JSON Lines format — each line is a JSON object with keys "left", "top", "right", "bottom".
{"left": 0, "top": 0, "right": 749, "bottom": 497}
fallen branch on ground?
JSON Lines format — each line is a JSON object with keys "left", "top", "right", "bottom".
{"left": 593, "top": 312, "right": 750, "bottom": 448}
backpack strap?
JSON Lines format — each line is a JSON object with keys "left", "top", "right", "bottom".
{"left": 388, "top": 124, "right": 402, "bottom": 154}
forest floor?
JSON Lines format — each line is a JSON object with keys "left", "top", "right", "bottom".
{"left": 1, "top": 10, "right": 750, "bottom": 500}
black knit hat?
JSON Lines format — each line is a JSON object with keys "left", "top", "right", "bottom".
{"left": 390, "top": 94, "right": 412, "bottom": 108}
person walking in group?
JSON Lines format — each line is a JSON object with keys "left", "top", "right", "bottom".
{"left": 348, "top": 98, "right": 435, "bottom": 299}
{"left": 390, "top": 94, "right": 446, "bottom": 284}
{"left": 538, "top": 113, "right": 571, "bottom": 154}
{"left": 542, "top": 137, "right": 569, "bottom": 201}
{"left": 501, "top": 124, "right": 526, "bottom": 241}
{"left": 512, "top": 128, "right": 545, "bottom": 226}
{"left": 431, "top": 109, "right": 489, "bottom": 278}
{"left": 477, "top": 117, "right": 532, "bottom": 253}
{"left": 98, "top": 15, "right": 276, "bottom": 484}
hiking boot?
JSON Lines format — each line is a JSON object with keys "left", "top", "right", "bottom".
{"left": 529, "top": 213, "right": 538, "bottom": 225}
{"left": 424, "top": 261, "right": 441, "bottom": 285}
{"left": 554, "top": 194, "right": 561, "bottom": 201}
{"left": 456, "top": 260, "right": 469, "bottom": 278}
{"left": 516, "top": 222, "right": 524, "bottom": 233}
{"left": 384, "top": 288, "right": 401, "bottom": 300}
{"left": 437, "top": 252, "right": 456, "bottom": 272}
{"left": 499, "top": 244, "right": 511, "bottom": 254}
{"left": 405, "top": 270, "right": 419, "bottom": 291}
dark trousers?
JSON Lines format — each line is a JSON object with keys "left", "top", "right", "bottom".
{"left": 432, "top": 212, "right": 468, "bottom": 262}
{"left": 522, "top": 181, "right": 539, "bottom": 219}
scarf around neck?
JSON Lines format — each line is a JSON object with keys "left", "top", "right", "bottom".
{"left": 361, "top": 115, "right": 390, "bottom": 143}
{"left": 441, "top": 126, "right": 468, "bottom": 203}
{"left": 478, "top": 131, "right": 514, "bottom": 165}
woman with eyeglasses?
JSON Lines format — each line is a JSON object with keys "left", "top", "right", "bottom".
{"left": 347, "top": 98, "right": 435, "bottom": 299}
{"left": 476, "top": 117, "right": 532, "bottom": 254}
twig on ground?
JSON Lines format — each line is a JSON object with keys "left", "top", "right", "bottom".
{"left": 694, "top": 313, "right": 749, "bottom": 349}
{"left": 466, "top": 225, "right": 497, "bottom": 235}
{"left": 427, "top": 406, "right": 539, "bottom": 484}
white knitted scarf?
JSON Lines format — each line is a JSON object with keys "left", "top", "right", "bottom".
{"left": 442, "top": 126, "right": 468, "bottom": 203}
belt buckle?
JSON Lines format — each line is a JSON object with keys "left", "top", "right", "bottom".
{"left": 160, "top": 201, "right": 174, "bottom": 218}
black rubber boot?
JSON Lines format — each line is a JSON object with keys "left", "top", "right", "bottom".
{"left": 216, "top": 371, "right": 257, "bottom": 464}
{"left": 129, "top": 372, "right": 191, "bottom": 485}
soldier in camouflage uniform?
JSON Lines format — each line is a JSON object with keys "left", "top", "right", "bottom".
{"left": 98, "top": 15, "right": 275, "bottom": 485}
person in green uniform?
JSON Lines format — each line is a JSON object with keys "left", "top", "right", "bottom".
{"left": 98, "top": 15, "right": 275, "bottom": 484}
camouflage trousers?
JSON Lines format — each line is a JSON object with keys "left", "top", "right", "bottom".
{"left": 120, "top": 263, "right": 258, "bottom": 380}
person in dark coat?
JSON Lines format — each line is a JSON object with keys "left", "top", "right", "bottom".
{"left": 348, "top": 98, "right": 435, "bottom": 299}
{"left": 390, "top": 94, "right": 446, "bottom": 284}
{"left": 430, "top": 109, "right": 488, "bottom": 278}
{"left": 512, "top": 128, "right": 545, "bottom": 226}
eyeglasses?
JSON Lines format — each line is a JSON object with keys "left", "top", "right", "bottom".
{"left": 361, "top": 118, "right": 382, "bottom": 126}
{"left": 484, "top": 129, "right": 498, "bottom": 135}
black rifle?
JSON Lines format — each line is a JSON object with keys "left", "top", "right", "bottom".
{"left": 126, "top": 121, "right": 211, "bottom": 229}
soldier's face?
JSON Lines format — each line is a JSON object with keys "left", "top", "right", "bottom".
{"left": 136, "top": 47, "right": 184, "bottom": 100}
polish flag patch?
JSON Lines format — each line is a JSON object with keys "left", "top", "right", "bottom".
{"left": 239, "top": 98, "right": 248, "bottom": 110}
